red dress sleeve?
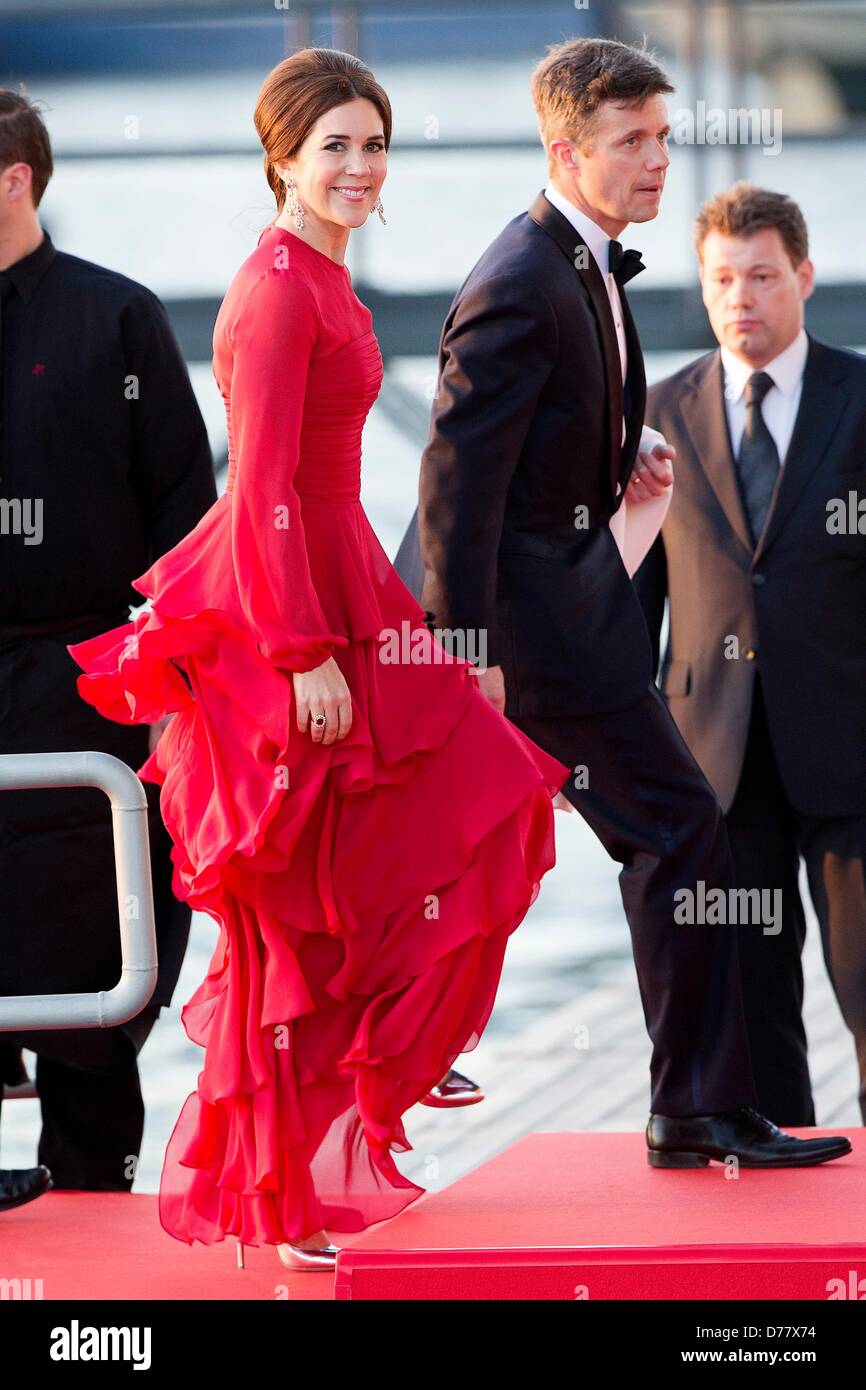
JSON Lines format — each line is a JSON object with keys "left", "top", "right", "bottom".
{"left": 226, "top": 267, "right": 349, "bottom": 673}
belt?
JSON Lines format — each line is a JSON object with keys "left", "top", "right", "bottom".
{"left": 0, "top": 607, "right": 132, "bottom": 643}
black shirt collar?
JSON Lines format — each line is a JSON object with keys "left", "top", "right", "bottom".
{"left": 0, "top": 228, "right": 57, "bottom": 303}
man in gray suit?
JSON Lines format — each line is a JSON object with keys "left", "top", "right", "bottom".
{"left": 635, "top": 182, "right": 866, "bottom": 1127}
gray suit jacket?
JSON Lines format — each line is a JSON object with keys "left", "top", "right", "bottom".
{"left": 634, "top": 335, "right": 866, "bottom": 817}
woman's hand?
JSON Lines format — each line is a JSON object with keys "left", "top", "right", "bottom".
{"left": 625, "top": 440, "right": 676, "bottom": 503}
{"left": 293, "top": 656, "right": 353, "bottom": 746}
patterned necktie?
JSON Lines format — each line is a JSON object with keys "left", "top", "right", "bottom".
{"left": 607, "top": 239, "right": 645, "bottom": 286}
{"left": 736, "top": 370, "right": 780, "bottom": 544}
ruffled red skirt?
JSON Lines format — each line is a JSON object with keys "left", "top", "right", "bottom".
{"left": 68, "top": 494, "right": 570, "bottom": 1243}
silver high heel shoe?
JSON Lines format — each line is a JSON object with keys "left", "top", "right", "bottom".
{"left": 275, "top": 1241, "right": 339, "bottom": 1271}
{"left": 235, "top": 1237, "right": 339, "bottom": 1272}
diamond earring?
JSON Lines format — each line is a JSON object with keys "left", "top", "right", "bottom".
{"left": 375, "top": 196, "right": 386, "bottom": 226}
{"left": 284, "top": 175, "right": 305, "bottom": 231}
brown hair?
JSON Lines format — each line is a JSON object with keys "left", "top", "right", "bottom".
{"left": 530, "top": 37, "right": 674, "bottom": 171}
{"left": 254, "top": 48, "right": 392, "bottom": 214}
{"left": 0, "top": 88, "right": 53, "bottom": 207}
{"left": 694, "top": 181, "right": 809, "bottom": 268}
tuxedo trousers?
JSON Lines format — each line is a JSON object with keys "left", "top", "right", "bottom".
{"left": 513, "top": 681, "right": 758, "bottom": 1116}
{"left": 724, "top": 676, "right": 866, "bottom": 1127}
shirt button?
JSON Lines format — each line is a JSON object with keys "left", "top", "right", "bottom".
{"left": 752, "top": 573, "right": 766, "bottom": 585}
{"left": 743, "top": 647, "right": 757, "bottom": 660}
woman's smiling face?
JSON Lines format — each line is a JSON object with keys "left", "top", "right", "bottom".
{"left": 276, "top": 97, "right": 388, "bottom": 231}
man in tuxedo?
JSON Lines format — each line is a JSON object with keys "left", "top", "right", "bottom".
{"left": 634, "top": 182, "right": 866, "bottom": 1128}
{"left": 394, "top": 37, "right": 850, "bottom": 1167}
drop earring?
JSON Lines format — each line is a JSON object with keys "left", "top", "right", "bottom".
{"left": 375, "top": 197, "right": 386, "bottom": 226}
{"left": 284, "top": 175, "right": 305, "bottom": 231}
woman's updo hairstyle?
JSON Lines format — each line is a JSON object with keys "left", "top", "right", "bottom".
{"left": 254, "top": 48, "right": 392, "bottom": 213}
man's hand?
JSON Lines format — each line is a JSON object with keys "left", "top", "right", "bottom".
{"left": 470, "top": 663, "right": 506, "bottom": 713}
{"left": 625, "top": 440, "right": 676, "bottom": 504}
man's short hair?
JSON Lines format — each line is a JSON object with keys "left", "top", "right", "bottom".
{"left": 530, "top": 36, "right": 674, "bottom": 173}
{"left": 694, "top": 181, "right": 809, "bottom": 268}
{"left": 0, "top": 88, "right": 53, "bottom": 207}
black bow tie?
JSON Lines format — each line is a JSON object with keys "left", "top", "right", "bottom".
{"left": 607, "top": 240, "right": 645, "bottom": 286}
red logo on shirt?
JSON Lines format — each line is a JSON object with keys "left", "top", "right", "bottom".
{"left": 32, "top": 362, "right": 46, "bottom": 375}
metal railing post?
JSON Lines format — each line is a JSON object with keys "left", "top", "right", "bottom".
{"left": 0, "top": 751, "right": 158, "bottom": 1031}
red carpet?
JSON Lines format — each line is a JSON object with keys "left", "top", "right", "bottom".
{"left": 3, "top": 1130, "right": 862, "bottom": 1300}
{"left": 335, "top": 1129, "right": 866, "bottom": 1300}
{"left": 0, "top": 1192, "right": 343, "bottom": 1300}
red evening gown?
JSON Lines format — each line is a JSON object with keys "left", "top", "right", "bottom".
{"left": 67, "top": 223, "right": 571, "bottom": 1245}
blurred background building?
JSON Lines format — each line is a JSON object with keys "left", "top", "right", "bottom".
{"left": 2, "top": 0, "right": 864, "bottom": 1186}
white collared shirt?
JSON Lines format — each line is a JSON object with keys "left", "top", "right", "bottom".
{"left": 720, "top": 329, "right": 809, "bottom": 465}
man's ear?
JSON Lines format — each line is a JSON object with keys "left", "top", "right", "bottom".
{"left": 797, "top": 257, "right": 815, "bottom": 303}
{"left": 697, "top": 260, "right": 710, "bottom": 309}
{"left": 549, "top": 137, "right": 578, "bottom": 172}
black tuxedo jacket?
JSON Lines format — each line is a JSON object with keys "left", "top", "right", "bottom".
{"left": 634, "top": 335, "right": 866, "bottom": 817}
{"left": 393, "top": 190, "right": 653, "bottom": 718}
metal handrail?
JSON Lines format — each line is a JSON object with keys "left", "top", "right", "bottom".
{"left": 0, "top": 751, "right": 158, "bottom": 1031}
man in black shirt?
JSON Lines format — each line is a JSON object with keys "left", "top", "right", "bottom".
{"left": 0, "top": 89, "right": 216, "bottom": 1206}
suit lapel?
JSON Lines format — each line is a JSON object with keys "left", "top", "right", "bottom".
{"left": 527, "top": 191, "right": 626, "bottom": 499}
{"left": 753, "top": 336, "right": 851, "bottom": 563}
{"left": 681, "top": 352, "right": 754, "bottom": 558}
{"left": 620, "top": 288, "right": 646, "bottom": 491}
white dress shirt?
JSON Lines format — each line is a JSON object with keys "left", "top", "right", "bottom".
{"left": 720, "top": 328, "right": 808, "bottom": 465}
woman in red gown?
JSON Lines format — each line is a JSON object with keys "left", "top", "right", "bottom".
{"left": 68, "top": 48, "right": 570, "bottom": 1269}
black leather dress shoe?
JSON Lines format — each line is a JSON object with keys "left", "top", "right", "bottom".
{"left": 420, "top": 1068, "right": 484, "bottom": 1108}
{"left": 647, "top": 1106, "right": 852, "bottom": 1168}
{"left": 0, "top": 1165, "right": 53, "bottom": 1212}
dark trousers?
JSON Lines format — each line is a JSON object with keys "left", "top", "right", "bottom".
{"left": 724, "top": 677, "right": 866, "bottom": 1127}
{"left": 514, "top": 681, "right": 758, "bottom": 1117}
{"left": 0, "top": 1004, "right": 161, "bottom": 1189}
